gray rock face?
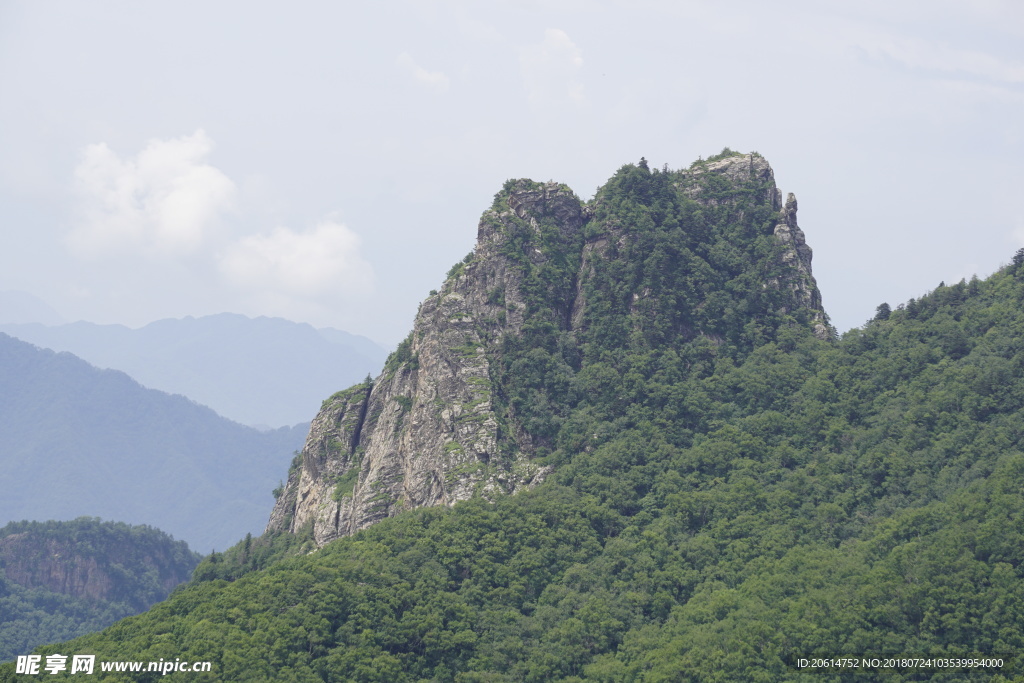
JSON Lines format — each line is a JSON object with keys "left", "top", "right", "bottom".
{"left": 677, "top": 152, "right": 780, "bottom": 209}
{"left": 266, "top": 182, "right": 573, "bottom": 546}
{"left": 772, "top": 192, "right": 830, "bottom": 338}
{"left": 267, "top": 156, "right": 831, "bottom": 547}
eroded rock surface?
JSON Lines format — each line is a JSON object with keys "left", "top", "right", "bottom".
{"left": 267, "top": 182, "right": 576, "bottom": 546}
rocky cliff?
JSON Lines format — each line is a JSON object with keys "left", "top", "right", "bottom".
{"left": 267, "top": 151, "right": 830, "bottom": 547}
{"left": 0, "top": 519, "right": 199, "bottom": 611}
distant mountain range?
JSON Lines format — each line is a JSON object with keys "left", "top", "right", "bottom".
{"left": 0, "top": 313, "right": 388, "bottom": 428}
{"left": 0, "top": 332, "right": 306, "bottom": 551}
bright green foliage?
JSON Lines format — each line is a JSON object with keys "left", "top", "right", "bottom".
{"left": 383, "top": 333, "right": 417, "bottom": 375}
{"left": 189, "top": 525, "right": 317, "bottom": 584}
{"left": 489, "top": 161, "right": 816, "bottom": 461}
{"left": 0, "top": 577, "right": 141, "bottom": 666}
{"left": 7, "top": 168, "right": 1024, "bottom": 680}
{"left": 704, "top": 147, "right": 744, "bottom": 163}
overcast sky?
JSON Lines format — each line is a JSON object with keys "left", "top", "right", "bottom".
{"left": 1, "top": 0, "right": 1022, "bottom": 346}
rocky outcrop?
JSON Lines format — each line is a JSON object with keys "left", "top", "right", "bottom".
{"left": 677, "top": 151, "right": 780, "bottom": 209}
{"left": 0, "top": 524, "right": 197, "bottom": 610}
{"left": 1, "top": 534, "right": 117, "bottom": 602}
{"left": 267, "top": 181, "right": 578, "bottom": 547}
{"left": 773, "top": 192, "right": 830, "bottom": 339}
{"left": 268, "top": 154, "right": 832, "bottom": 548}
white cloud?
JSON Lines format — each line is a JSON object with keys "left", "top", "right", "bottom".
{"left": 397, "top": 52, "right": 451, "bottom": 92}
{"left": 220, "top": 219, "right": 373, "bottom": 300}
{"left": 68, "top": 130, "right": 234, "bottom": 257}
{"left": 519, "top": 28, "right": 585, "bottom": 107}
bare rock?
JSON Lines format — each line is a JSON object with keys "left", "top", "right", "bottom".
{"left": 267, "top": 182, "right": 581, "bottom": 546}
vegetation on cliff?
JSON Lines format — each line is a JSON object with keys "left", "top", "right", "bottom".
{"left": 0, "top": 518, "right": 200, "bottom": 663}
{"left": 5, "top": 154, "right": 1024, "bottom": 681}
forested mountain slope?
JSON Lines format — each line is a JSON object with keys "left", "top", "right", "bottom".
{"left": 0, "top": 519, "right": 200, "bottom": 663}
{"left": 5, "top": 151, "right": 1024, "bottom": 681}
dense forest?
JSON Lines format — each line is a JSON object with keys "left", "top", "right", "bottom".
{"left": 4, "top": 152, "right": 1024, "bottom": 681}
{"left": 0, "top": 518, "right": 200, "bottom": 664}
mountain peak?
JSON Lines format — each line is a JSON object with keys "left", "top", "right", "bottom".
{"left": 268, "top": 152, "right": 831, "bottom": 546}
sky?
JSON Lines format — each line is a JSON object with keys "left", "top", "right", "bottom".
{"left": 1, "top": 0, "right": 1022, "bottom": 347}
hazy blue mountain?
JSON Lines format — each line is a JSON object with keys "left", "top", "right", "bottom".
{"left": 0, "top": 291, "right": 65, "bottom": 326}
{"left": 0, "top": 313, "right": 387, "bottom": 428}
{"left": 317, "top": 325, "right": 389, "bottom": 363}
{"left": 0, "top": 333, "right": 306, "bottom": 551}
